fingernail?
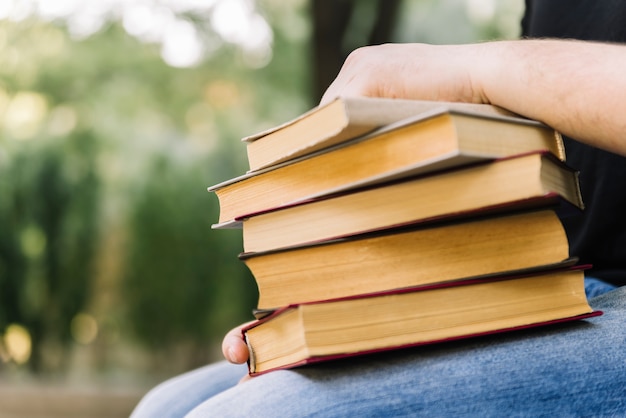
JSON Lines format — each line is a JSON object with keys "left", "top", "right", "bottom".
{"left": 228, "top": 347, "right": 237, "bottom": 363}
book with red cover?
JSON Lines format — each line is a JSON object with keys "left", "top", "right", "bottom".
{"left": 235, "top": 152, "right": 583, "bottom": 253}
{"left": 242, "top": 265, "right": 601, "bottom": 375}
{"left": 210, "top": 107, "right": 565, "bottom": 225}
{"left": 240, "top": 210, "right": 577, "bottom": 312}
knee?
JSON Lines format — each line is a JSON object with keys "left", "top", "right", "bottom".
{"left": 129, "top": 380, "right": 173, "bottom": 418}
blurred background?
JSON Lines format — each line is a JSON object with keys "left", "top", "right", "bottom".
{"left": 0, "top": 0, "right": 523, "bottom": 416}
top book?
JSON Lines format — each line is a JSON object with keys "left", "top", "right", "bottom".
{"left": 243, "top": 96, "right": 529, "bottom": 171}
{"left": 211, "top": 103, "right": 565, "bottom": 225}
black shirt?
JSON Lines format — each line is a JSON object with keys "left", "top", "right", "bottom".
{"left": 522, "top": 1, "right": 626, "bottom": 286}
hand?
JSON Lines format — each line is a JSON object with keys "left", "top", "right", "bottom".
{"left": 320, "top": 43, "right": 489, "bottom": 106}
{"left": 319, "top": 40, "right": 626, "bottom": 156}
{"left": 222, "top": 321, "right": 257, "bottom": 383}
{"left": 221, "top": 322, "right": 254, "bottom": 364}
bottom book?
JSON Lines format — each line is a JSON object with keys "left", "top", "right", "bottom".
{"left": 242, "top": 266, "right": 600, "bottom": 375}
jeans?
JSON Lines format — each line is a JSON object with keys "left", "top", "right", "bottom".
{"left": 585, "top": 277, "right": 617, "bottom": 298}
{"left": 131, "top": 283, "right": 625, "bottom": 418}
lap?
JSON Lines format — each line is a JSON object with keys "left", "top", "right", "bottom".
{"left": 130, "top": 361, "right": 247, "bottom": 417}
{"left": 133, "top": 287, "right": 626, "bottom": 418}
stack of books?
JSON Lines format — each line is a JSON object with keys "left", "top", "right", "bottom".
{"left": 208, "top": 97, "right": 600, "bottom": 376}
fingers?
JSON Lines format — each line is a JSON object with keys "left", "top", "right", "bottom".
{"left": 320, "top": 46, "right": 377, "bottom": 105}
{"left": 320, "top": 43, "right": 485, "bottom": 106}
{"left": 221, "top": 322, "right": 255, "bottom": 364}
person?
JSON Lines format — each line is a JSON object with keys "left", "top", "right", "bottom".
{"left": 131, "top": 2, "right": 626, "bottom": 416}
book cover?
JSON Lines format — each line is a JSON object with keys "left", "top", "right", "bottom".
{"left": 236, "top": 152, "right": 583, "bottom": 252}
{"left": 239, "top": 210, "right": 575, "bottom": 311}
{"left": 242, "top": 265, "right": 600, "bottom": 375}
{"left": 243, "top": 97, "right": 538, "bottom": 171}
{"left": 209, "top": 109, "right": 565, "bottom": 224}
{"left": 245, "top": 311, "right": 601, "bottom": 376}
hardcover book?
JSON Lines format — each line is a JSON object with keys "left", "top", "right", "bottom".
{"left": 239, "top": 152, "right": 583, "bottom": 253}
{"left": 240, "top": 210, "right": 574, "bottom": 311}
{"left": 243, "top": 266, "right": 599, "bottom": 375}
{"left": 244, "top": 96, "right": 522, "bottom": 171}
{"left": 210, "top": 106, "right": 565, "bottom": 225}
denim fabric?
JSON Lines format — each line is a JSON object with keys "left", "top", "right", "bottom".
{"left": 585, "top": 277, "right": 617, "bottom": 299}
{"left": 131, "top": 286, "right": 626, "bottom": 418}
{"left": 131, "top": 361, "right": 248, "bottom": 417}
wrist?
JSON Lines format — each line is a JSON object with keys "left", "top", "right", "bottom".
{"left": 464, "top": 40, "right": 508, "bottom": 107}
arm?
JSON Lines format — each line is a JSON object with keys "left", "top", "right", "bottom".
{"left": 221, "top": 38, "right": 626, "bottom": 367}
{"left": 321, "top": 40, "right": 626, "bottom": 157}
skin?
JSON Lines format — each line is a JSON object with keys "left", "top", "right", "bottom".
{"left": 223, "top": 38, "right": 626, "bottom": 368}
{"left": 321, "top": 40, "right": 626, "bottom": 156}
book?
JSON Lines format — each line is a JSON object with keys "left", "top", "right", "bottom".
{"left": 240, "top": 210, "right": 574, "bottom": 311}
{"left": 210, "top": 106, "right": 565, "bottom": 225}
{"left": 242, "top": 266, "right": 599, "bottom": 375}
{"left": 243, "top": 97, "right": 520, "bottom": 171}
{"left": 240, "top": 152, "right": 583, "bottom": 253}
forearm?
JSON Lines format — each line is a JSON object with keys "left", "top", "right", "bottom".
{"left": 474, "top": 39, "right": 626, "bottom": 156}
{"left": 322, "top": 40, "right": 626, "bottom": 156}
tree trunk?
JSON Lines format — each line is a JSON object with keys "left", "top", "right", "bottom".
{"left": 310, "top": 0, "right": 402, "bottom": 101}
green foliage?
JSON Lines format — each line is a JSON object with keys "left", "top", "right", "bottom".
{"left": 122, "top": 154, "right": 256, "bottom": 352}
{"left": 0, "top": 130, "right": 100, "bottom": 372}
{"left": 0, "top": 1, "right": 311, "bottom": 376}
{"left": 0, "top": 0, "right": 523, "bottom": 379}
{"left": 393, "top": 0, "right": 523, "bottom": 44}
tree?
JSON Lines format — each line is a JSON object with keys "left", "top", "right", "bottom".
{"left": 0, "top": 5, "right": 312, "bottom": 375}
{"left": 0, "top": 0, "right": 522, "bottom": 378}
{"left": 311, "top": 0, "right": 402, "bottom": 101}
